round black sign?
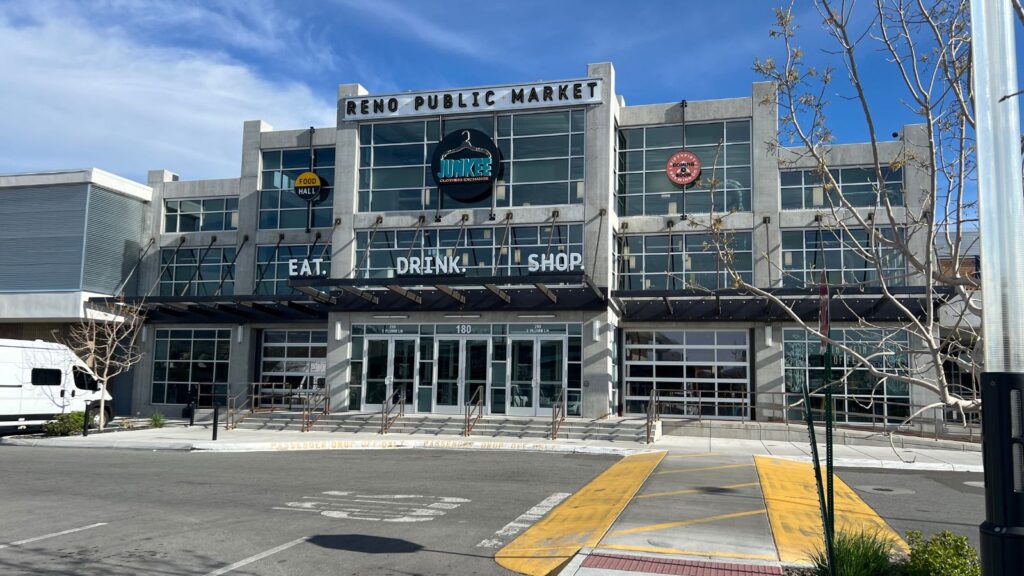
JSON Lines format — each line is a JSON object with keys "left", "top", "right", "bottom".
{"left": 430, "top": 129, "right": 501, "bottom": 203}
{"left": 294, "top": 171, "right": 324, "bottom": 202}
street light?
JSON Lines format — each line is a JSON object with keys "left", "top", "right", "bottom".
{"left": 971, "top": 0, "right": 1024, "bottom": 573}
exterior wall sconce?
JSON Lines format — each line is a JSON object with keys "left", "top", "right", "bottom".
{"left": 764, "top": 323, "right": 773, "bottom": 347}
{"left": 335, "top": 320, "right": 342, "bottom": 342}
{"left": 236, "top": 325, "right": 244, "bottom": 344}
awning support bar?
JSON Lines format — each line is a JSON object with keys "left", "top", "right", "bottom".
{"left": 114, "top": 237, "right": 155, "bottom": 297}
{"left": 386, "top": 284, "right": 423, "bottom": 304}
{"left": 214, "top": 235, "right": 249, "bottom": 297}
{"left": 180, "top": 236, "right": 218, "bottom": 296}
{"left": 145, "top": 236, "right": 187, "bottom": 298}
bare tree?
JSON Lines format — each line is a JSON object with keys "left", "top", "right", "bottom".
{"left": 696, "top": 1, "right": 982, "bottom": 426}
{"left": 63, "top": 298, "right": 147, "bottom": 430}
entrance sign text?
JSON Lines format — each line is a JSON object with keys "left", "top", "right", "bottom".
{"left": 527, "top": 253, "right": 583, "bottom": 272}
{"left": 288, "top": 258, "right": 326, "bottom": 278}
{"left": 343, "top": 78, "right": 603, "bottom": 120}
{"left": 396, "top": 255, "right": 464, "bottom": 275}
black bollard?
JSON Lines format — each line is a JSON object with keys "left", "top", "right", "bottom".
{"left": 81, "top": 401, "right": 91, "bottom": 437}
{"left": 188, "top": 402, "right": 195, "bottom": 427}
{"left": 212, "top": 404, "right": 219, "bottom": 441}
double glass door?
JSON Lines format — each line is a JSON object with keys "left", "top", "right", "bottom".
{"left": 508, "top": 337, "right": 566, "bottom": 417}
{"left": 363, "top": 337, "right": 416, "bottom": 412}
{"left": 435, "top": 339, "right": 489, "bottom": 414}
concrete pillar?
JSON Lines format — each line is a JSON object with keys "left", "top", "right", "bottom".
{"left": 327, "top": 312, "right": 353, "bottom": 411}
{"left": 235, "top": 120, "right": 272, "bottom": 295}
{"left": 581, "top": 309, "right": 615, "bottom": 418}
{"left": 227, "top": 325, "right": 256, "bottom": 404}
{"left": 751, "top": 81, "right": 780, "bottom": 288}
{"left": 333, "top": 83, "right": 367, "bottom": 281}
{"left": 584, "top": 63, "right": 617, "bottom": 287}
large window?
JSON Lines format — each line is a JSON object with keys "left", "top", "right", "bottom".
{"left": 260, "top": 147, "right": 335, "bottom": 229}
{"left": 358, "top": 109, "right": 585, "bottom": 212}
{"left": 623, "top": 330, "right": 751, "bottom": 419}
{"left": 617, "top": 120, "right": 752, "bottom": 216}
{"left": 781, "top": 228, "right": 906, "bottom": 287}
{"left": 780, "top": 166, "right": 903, "bottom": 210}
{"left": 259, "top": 330, "right": 327, "bottom": 389}
{"left": 164, "top": 197, "right": 238, "bottom": 233}
{"left": 783, "top": 328, "right": 910, "bottom": 424}
{"left": 151, "top": 329, "right": 231, "bottom": 407}
{"left": 159, "top": 247, "right": 235, "bottom": 296}
{"left": 617, "top": 232, "right": 752, "bottom": 290}
{"left": 255, "top": 244, "right": 331, "bottom": 295}
{"left": 355, "top": 224, "right": 583, "bottom": 279}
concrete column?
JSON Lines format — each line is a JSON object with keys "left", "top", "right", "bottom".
{"left": 751, "top": 81, "right": 780, "bottom": 288}
{"left": 584, "top": 63, "right": 616, "bottom": 291}
{"left": 327, "top": 312, "right": 353, "bottom": 411}
{"left": 334, "top": 84, "right": 368, "bottom": 281}
{"left": 227, "top": 325, "right": 256, "bottom": 403}
{"left": 236, "top": 120, "right": 272, "bottom": 295}
{"left": 901, "top": 123, "right": 930, "bottom": 287}
{"left": 752, "top": 324, "right": 786, "bottom": 421}
{"left": 581, "top": 309, "right": 615, "bottom": 418}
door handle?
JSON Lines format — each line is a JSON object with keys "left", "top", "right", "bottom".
{"left": 60, "top": 389, "right": 65, "bottom": 398}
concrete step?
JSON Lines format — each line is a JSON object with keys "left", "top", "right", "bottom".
{"left": 234, "top": 412, "right": 649, "bottom": 442}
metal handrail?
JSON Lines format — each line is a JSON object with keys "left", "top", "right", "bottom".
{"left": 754, "top": 391, "right": 980, "bottom": 443}
{"left": 645, "top": 388, "right": 660, "bottom": 443}
{"left": 464, "top": 385, "right": 485, "bottom": 436}
{"left": 225, "top": 387, "right": 252, "bottom": 430}
{"left": 380, "top": 383, "right": 406, "bottom": 434}
{"left": 302, "top": 389, "right": 329, "bottom": 432}
{"left": 551, "top": 387, "right": 567, "bottom": 440}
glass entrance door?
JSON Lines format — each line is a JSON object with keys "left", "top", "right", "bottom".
{"left": 507, "top": 337, "right": 566, "bottom": 417}
{"left": 434, "top": 338, "right": 489, "bottom": 414}
{"left": 362, "top": 337, "right": 417, "bottom": 413}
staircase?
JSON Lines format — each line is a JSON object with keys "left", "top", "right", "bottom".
{"left": 234, "top": 412, "right": 652, "bottom": 443}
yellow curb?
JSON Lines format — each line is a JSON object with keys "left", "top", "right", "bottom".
{"left": 495, "top": 451, "right": 666, "bottom": 575}
{"left": 754, "top": 455, "right": 908, "bottom": 565}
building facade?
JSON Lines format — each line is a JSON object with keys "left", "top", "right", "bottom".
{"left": 96, "top": 62, "right": 937, "bottom": 423}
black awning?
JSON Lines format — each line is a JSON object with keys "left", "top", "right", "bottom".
{"left": 90, "top": 295, "right": 332, "bottom": 324}
{"left": 287, "top": 272, "right": 608, "bottom": 312}
{"left": 612, "top": 286, "right": 947, "bottom": 323}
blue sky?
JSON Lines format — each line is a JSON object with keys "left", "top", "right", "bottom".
{"left": 0, "top": 0, "right": 1020, "bottom": 183}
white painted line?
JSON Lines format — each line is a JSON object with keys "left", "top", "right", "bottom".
{"left": 0, "top": 523, "right": 108, "bottom": 550}
{"left": 203, "top": 537, "right": 309, "bottom": 576}
{"left": 476, "top": 492, "right": 570, "bottom": 548}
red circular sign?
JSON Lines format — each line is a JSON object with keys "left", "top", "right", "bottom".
{"left": 665, "top": 150, "right": 702, "bottom": 186}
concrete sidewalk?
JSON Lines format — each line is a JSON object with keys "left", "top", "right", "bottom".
{"left": 0, "top": 425, "right": 982, "bottom": 471}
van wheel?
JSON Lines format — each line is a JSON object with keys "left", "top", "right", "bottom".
{"left": 92, "top": 408, "right": 113, "bottom": 428}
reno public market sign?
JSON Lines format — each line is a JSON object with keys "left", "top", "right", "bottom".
{"left": 342, "top": 78, "right": 603, "bottom": 120}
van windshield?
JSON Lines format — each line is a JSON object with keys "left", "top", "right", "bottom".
{"left": 73, "top": 367, "right": 99, "bottom": 391}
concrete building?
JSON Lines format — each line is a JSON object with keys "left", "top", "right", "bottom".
{"left": 4, "top": 63, "right": 938, "bottom": 424}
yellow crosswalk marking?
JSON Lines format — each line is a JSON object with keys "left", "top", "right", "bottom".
{"left": 755, "top": 456, "right": 908, "bottom": 565}
{"left": 495, "top": 451, "right": 666, "bottom": 576}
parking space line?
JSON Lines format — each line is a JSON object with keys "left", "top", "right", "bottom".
{"left": 754, "top": 455, "right": 908, "bottom": 564}
{"left": 495, "top": 451, "right": 666, "bottom": 576}
{"left": 203, "top": 537, "right": 310, "bottom": 576}
{"left": 0, "top": 523, "right": 108, "bottom": 550}
{"left": 607, "top": 509, "right": 767, "bottom": 537}
{"left": 476, "top": 492, "right": 571, "bottom": 548}
{"left": 634, "top": 481, "right": 759, "bottom": 500}
{"left": 655, "top": 463, "right": 753, "bottom": 475}
{"left": 600, "top": 543, "right": 779, "bottom": 562}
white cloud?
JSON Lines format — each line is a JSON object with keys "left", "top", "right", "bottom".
{"left": 0, "top": 3, "right": 336, "bottom": 182}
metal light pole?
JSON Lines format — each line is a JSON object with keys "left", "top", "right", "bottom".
{"left": 971, "top": 0, "right": 1024, "bottom": 573}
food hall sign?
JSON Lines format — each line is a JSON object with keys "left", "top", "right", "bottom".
{"left": 343, "top": 78, "right": 603, "bottom": 120}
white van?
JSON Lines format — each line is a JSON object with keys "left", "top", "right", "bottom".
{"left": 0, "top": 339, "right": 112, "bottom": 430}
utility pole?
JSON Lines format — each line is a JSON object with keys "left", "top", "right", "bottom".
{"left": 971, "top": 0, "right": 1024, "bottom": 573}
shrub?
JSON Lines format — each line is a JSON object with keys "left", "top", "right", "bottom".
{"left": 149, "top": 411, "right": 166, "bottom": 428}
{"left": 809, "top": 530, "right": 896, "bottom": 576}
{"left": 903, "top": 530, "right": 980, "bottom": 576}
{"left": 42, "top": 412, "right": 85, "bottom": 437}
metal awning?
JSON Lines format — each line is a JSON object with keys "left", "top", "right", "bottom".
{"left": 287, "top": 271, "right": 607, "bottom": 312}
{"left": 90, "top": 295, "right": 333, "bottom": 324}
{"left": 612, "top": 286, "right": 950, "bottom": 322}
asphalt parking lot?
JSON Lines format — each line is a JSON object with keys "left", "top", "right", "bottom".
{"left": 0, "top": 446, "right": 618, "bottom": 576}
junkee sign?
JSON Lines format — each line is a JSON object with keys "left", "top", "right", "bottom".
{"left": 343, "top": 78, "right": 603, "bottom": 120}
